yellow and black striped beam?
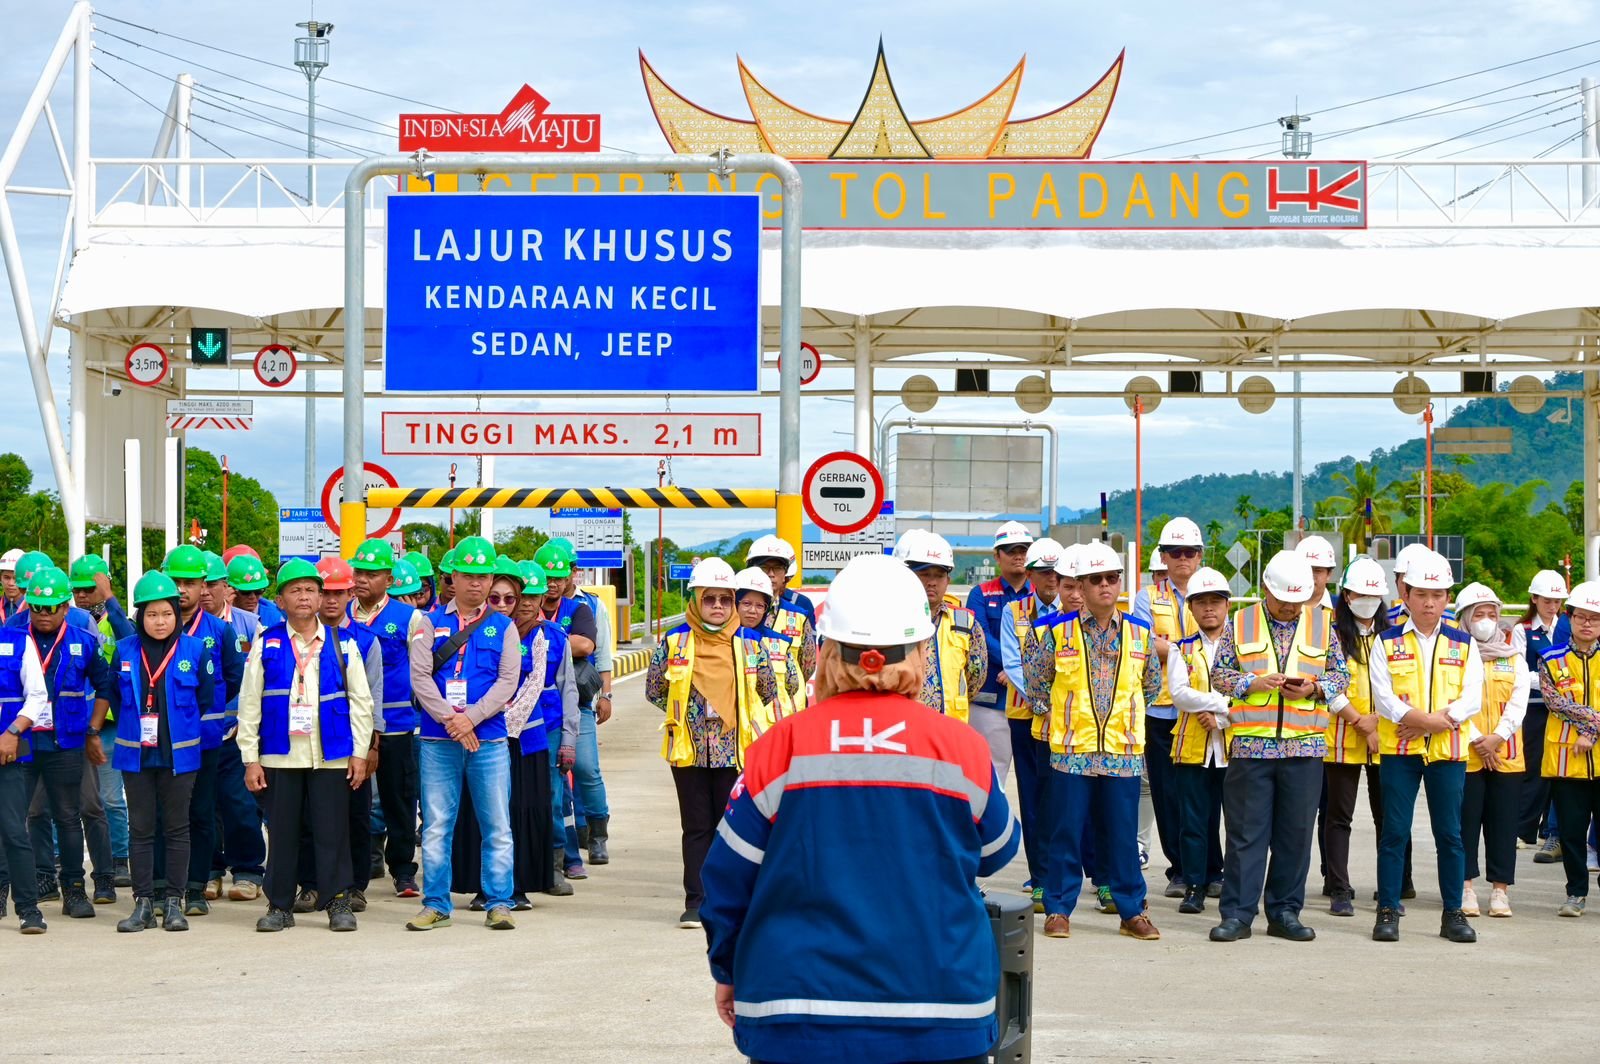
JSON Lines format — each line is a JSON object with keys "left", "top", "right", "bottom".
{"left": 367, "top": 486, "right": 777, "bottom": 510}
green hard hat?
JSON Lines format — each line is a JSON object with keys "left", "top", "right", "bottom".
{"left": 163, "top": 544, "right": 209, "bottom": 580}
{"left": 532, "top": 542, "right": 572, "bottom": 578}
{"left": 547, "top": 537, "right": 577, "bottom": 563}
{"left": 403, "top": 550, "right": 434, "bottom": 579}
{"left": 492, "top": 555, "right": 524, "bottom": 587}
{"left": 451, "top": 536, "right": 497, "bottom": 575}
{"left": 390, "top": 559, "right": 423, "bottom": 596}
{"left": 518, "top": 560, "right": 548, "bottom": 596}
{"left": 16, "top": 551, "right": 53, "bottom": 583}
{"left": 350, "top": 538, "right": 395, "bottom": 571}
{"left": 133, "top": 571, "right": 180, "bottom": 605}
{"left": 203, "top": 551, "right": 228, "bottom": 583}
{"left": 275, "top": 558, "right": 323, "bottom": 590}
{"left": 68, "top": 554, "right": 110, "bottom": 590}
{"left": 227, "top": 554, "right": 270, "bottom": 591}
{"left": 439, "top": 548, "right": 457, "bottom": 575}
{"left": 25, "top": 566, "right": 71, "bottom": 608}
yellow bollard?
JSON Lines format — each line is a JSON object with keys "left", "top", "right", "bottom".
{"left": 340, "top": 502, "right": 366, "bottom": 560}
{"left": 776, "top": 491, "right": 804, "bottom": 587}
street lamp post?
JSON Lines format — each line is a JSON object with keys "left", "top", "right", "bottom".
{"left": 294, "top": 20, "right": 332, "bottom": 506}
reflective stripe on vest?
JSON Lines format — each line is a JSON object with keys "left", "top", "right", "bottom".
{"left": 1043, "top": 613, "right": 1149, "bottom": 756}
{"left": 762, "top": 632, "right": 803, "bottom": 720}
{"left": 1326, "top": 630, "right": 1380, "bottom": 765}
{"left": 1148, "top": 585, "right": 1191, "bottom": 706}
{"left": 1170, "top": 636, "right": 1223, "bottom": 765}
{"left": 659, "top": 627, "right": 770, "bottom": 769}
{"left": 928, "top": 607, "right": 975, "bottom": 723}
{"left": 1004, "top": 598, "right": 1036, "bottom": 720}
{"left": 1542, "top": 649, "right": 1595, "bottom": 781}
{"left": 1229, "top": 603, "right": 1331, "bottom": 740}
{"left": 1378, "top": 627, "right": 1471, "bottom": 762}
{"left": 257, "top": 623, "right": 353, "bottom": 761}
{"left": 1468, "top": 656, "right": 1524, "bottom": 773}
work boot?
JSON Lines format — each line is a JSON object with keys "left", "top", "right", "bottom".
{"left": 163, "top": 893, "right": 189, "bottom": 932}
{"left": 1372, "top": 907, "right": 1401, "bottom": 942}
{"left": 1178, "top": 886, "right": 1205, "bottom": 914}
{"left": 256, "top": 907, "right": 296, "bottom": 932}
{"left": 93, "top": 874, "right": 117, "bottom": 905}
{"left": 349, "top": 888, "right": 367, "bottom": 913}
{"left": 184, "top": 891, "right": 210, "bottom": 917}
{"left": 1440, "top": 909, "right": 1476, "bottom": 943}
{"left": 112, "top": 858, "right": 132, "bottom": 888}
{"left": 36, "top": 874, "right": 60, "bottom": 903}
{"left": 117, "top": 898, "right": 156, "bottom": 933}
{"left": 62, "top": 880, "right": 96, "bottom": 919}
{"left": 292, "top": 887, "right": 318, "bottom": 914}
{"left": 587, "top": 816, "right": 610, "bottom": 865}
{"left": 1267, "top": 911, "right": 1315, "bottom": 942}
{"left": 1209, "top": 918, "right": 1251, "bottom": 942}
{"left": 327, "top": 894, "right": 358, "bottom": 932}
{"left": 545, "top": 848, "right": 574, "bottom": 897}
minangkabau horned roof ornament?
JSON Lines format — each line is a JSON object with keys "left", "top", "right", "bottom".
{"left": 640, "top": 41, "right": 1123, "bottom": 160}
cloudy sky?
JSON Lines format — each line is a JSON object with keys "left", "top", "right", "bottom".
{"left": 3, "top": 0, "right": 1596, "bottom": 548}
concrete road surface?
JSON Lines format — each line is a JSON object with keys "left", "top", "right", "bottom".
{"left": 6, "top": 675, "right": 1597, "bottom": 1063}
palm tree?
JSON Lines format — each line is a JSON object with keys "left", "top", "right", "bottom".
{"left": 1233, "top": 494, "right": 1255, "bottom": 524}
{"left": 1325, "top": 462, "right": 1394, "bottom": 553}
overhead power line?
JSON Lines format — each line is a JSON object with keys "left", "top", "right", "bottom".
{"left": 92, "top": 61, "right": 235, "bottom": 158}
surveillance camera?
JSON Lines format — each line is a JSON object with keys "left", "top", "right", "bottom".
{"left": 111, "top": 381, "right": 123, "bottom": 397}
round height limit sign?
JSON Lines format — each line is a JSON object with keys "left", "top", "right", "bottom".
{"left": 803, "top": 451, "right": 885, "bottom": 535}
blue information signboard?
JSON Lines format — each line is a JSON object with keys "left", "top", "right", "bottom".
{"left": 667, "top": 563, "right": 694, "bottom": 581}
{"left": 385, "top": 193, "right": 762, "bottom": 393}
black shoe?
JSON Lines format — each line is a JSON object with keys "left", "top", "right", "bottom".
{"left": 162, "top": 895, "right": 189, "bottom": 932}
{"left": 1209, "top": 918, "right": 1251, "bottom": 942}
{"left": 545, "top": 847, "right": 574, "bottom": 897}
{"left": 1178, "top": 886, "right": 1205, "bottom": 914}
{"left": 117, "top": 898, "right": 156, "bottom": 933}
{"left": 292, "top": 887, "right": 318, "bottom": 914}
{"left": 1206, "top": 881, "right": 1222, "bottom": 898}
{"left": 587, "top": 815, "right": 610, "bottom": 865}
{"left": 1163, "top": 875, "right": 1185, "bottom": 899}
{"left": 1330, "top": 889, "right": 1355, "bottom": 917}
{"left": 1371, "top": 890, "right": 1406, "bottom": 915}
{"left": 327, "top": 894, "right": 358, "bottom": 932}
{"left": 92, "top": 874, "right": 117, "bottom": 905}
{"left": 468, "top": 893, "right": 487, "bottom": 912}
{"left": 1401, "top": 882, "right": 1417, "bottom": 900}
{"left": 0, "top": 881, "right": 8, "bottom": 918}
{"left": 1440, "top": 909, "right": 1477, "bottom": 943}
{"left": 511, "top": 893, "right": 533, "bottom": 912}
{"left": 112, "top": 858, "right": 131, "bottom": 888}
{"left": 368, "top": 839, "right": 386, "bottom": 881}
{"left": 1267, "top": 912, "right": 1316, "bottom": 942}
{"left": 256, "top": 906, "right": 295, "bottom": 932}
{"left": 1372, "top": 907, "right": 1401, "bottom": 942}
{"left": 36, "top": 875, "right": 60, "bottom": 903}
{"left": 348, "top": 888, "right": 367, "bottom": 913}
{"left": 183, "top": 891, "right": 209, "bottom": 917}
{"left": 678, "top": 908, "right": 702, "bottom": 929}
{"left": 62, "top": 880, "right": 96, "bottom": 919}
{"left": 18, "top": 909, "right": 46, "bottom": 934}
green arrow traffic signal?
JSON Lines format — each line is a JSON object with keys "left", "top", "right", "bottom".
{"left": 189, "top": 327, "right": 230, "bottom": 366}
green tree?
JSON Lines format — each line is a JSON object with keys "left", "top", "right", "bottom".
{"left": 1233, "top": 494, "right": 1255, "bottom": 523}
{"left": 1435, "top": 480, "right": 1579, "bottom": 592}
{"left": 494, "top": 524, "right": 549, "bottom": 562}
{"left": 1325, "top": 461, "right": 1398, "bottom": 553}
{"left": 184, "top": 449, "right": 281, "bottom": 565}
{"left": 1563, "top": 479, "right": 1584, "bottom": 537}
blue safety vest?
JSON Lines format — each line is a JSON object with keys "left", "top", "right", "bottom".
{"left": 359, "top": 597, "right": 417, "bottom": 733}
{"left": 516, "top": 620, "right": 569, "bottom": 756}
{"left": 421, "top": 609, "right": 508, "bottom": 742}
{"left": 30, "top": 624, "right": 100, "bottom": 748}
{"left": 0, "top": 628, "right": 35, "bottom": 763}
{"left": 110, "top": 633, "right": 208, "bottom": 774}
{"left": 257, "top": 623, "right": 355, "bottom": 761}
{"left": 182, "top": 610, "right": 238, "bottom": 750}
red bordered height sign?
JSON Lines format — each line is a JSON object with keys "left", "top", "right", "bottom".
{"left": 322, "top": 463, "right": 402, "bottom": 540}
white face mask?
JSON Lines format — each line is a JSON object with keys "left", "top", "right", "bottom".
{"left": 1470, "top": 618, "right": 1499, "bottom": 643}
{"left": 1348, "top": 596, "right": 1381, "bottom": 620}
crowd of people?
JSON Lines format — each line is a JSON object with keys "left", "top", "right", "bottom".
{"left": 0, "top": 535, "right": 616, "bottom": 933}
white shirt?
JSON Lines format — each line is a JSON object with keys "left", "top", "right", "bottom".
{"left": 1328, "top": 619, "right": 1377, "bottom": 718}
{"left": 1369, "top": 618, "right": 1484, "bottom": 727}
{"left": 1478, "top": 646, "right": 1530, "bottom": 742}
{"left": 1167, "top": 631, "right": 1229, "bottom": 768}
{"left": 6, "top": 639, "right": 48, "bottom": 732}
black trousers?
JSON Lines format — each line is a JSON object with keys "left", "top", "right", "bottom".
{"left": 264, "top": 767, "right": 352, "bottom": 912}
{"left": 0, "top": 761, "right": 40, "bottom": 912}
{"left": 22, "top": 747, "right": 86, "bottom": 884}
{"left": 124, "top": 769, "right": 196, "bottom": 900}
{"left": 1322, "top": 761, "right": 1412, "bottom": 895}
{"left": 1550, "top": 777, "right": 1600, "bottom": 898}
{"left": 374, "top": 733, "right": 420, "bottom": 880}
{"left": 1144, "top": 715, "right": 1181, "bottom": 880}
{"left": 1462, "top": 768, "right": 1522, "bottom": 885}
{"left": 1518, "top": 701, "right": 1555, "bottom": 841}
{"left": 1172, "top": 762, "right": 1224, "bottom": 888}
{"left": 154, "top": 745, "right": 219, "bottom": 892}
{"left": 671, "top": 765, "right": 739, "bottom": 910}
{"left": 297, "top": 770, "right": 370, "bottom": 894}
{"left": 1220, "top": 756, "right": 1323, "bottom": 923}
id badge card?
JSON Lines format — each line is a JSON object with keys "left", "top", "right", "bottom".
{"left": 289, "top": 700, "right": 315, "bottom": 736}
{"left": 32, "top": 702, "right": 53, "bottom": 731}
{"left": 140, "top": 713, "right": 160, "bottom": 748}
{"left": 446, "top": 679, "right": 469, "bottom": 711}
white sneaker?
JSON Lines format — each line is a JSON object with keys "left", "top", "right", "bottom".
{"left": 1488, "top": 887, "right": 1512, "bottom": 918}
{"left": 1558, "top": 896, "right": 1586, "bottom": 918}
{"left": 1588, "top": 846, "right": 1598, "bottom": 873}
{"left": 1461, "top": 883, "right": 1480, "bottom": 917}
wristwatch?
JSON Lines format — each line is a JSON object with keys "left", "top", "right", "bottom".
{"left": 596, "top": 693, "right": 612, "bottom": 702}
{"left": 4, "top": 721, "right": 22, "bottom": 736}
{"left": 85, "top": 726, "right": 100, "bottom": 738}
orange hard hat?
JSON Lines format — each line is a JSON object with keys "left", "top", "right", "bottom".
{"left": 222, "top": 545, "right": 260, "bottom": 565}
{"left": 315, "top": 557, "right": 355, "bottom": 590}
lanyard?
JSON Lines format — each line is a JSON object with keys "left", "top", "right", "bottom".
{"left": 185, "top": 609, "right": 204, "bottom": 638}
{"left": 354, "top": 596, "right": 388, "bottom": 625}
{"left": 289, "top": 628, "right": 323, "bottom": 700}
{"left": 31, "top": 628, "right": 64, "bottom": 676}
{"left": 139, "top": 641, "right": 181, "bottom": 712}
{"left": 453, "top": 606, "right": 485, "bottom": 678}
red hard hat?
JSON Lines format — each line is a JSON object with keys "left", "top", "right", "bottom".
{"left": 315, "top": 557, "right": 355, "bottom": 590}
{"left": 222, "top": 545, "right": 260, "bottom": 565}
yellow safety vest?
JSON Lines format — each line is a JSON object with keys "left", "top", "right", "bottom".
{"left": 925, "top": 599, "right": 978, "bottom": 723}
{"left": 658, "top": 627, "right": 774, "bottom": 769}
{"left": 762, "top": 631, "right": 803, "bottom": 721}
{"left": 1326, "top": 629, "right": 1380, "bottom": 765}
{"left": 1170, "top": 634, "right": 1227, "bottom": 765}
{"left": 1229, "top": 603, "right": 1332, "bottom": 741}
{"left": 772, "top": 603, "right": 812, "bottom": 678}
{"left": 1467, "top": 655, "right": 1524, "bottom": 773}
{"left": 1004, "top": 597, "right": 1040, "bottom": 721}
{"left": 1148, "top": 583, "right": 1192, "bottom": 706}
{"left": 1377, "top": 626, "right": 1472, "bottom": 763}
{"left": 1042, "top": 612, "right": 1150, "bottom": 756}
{"left": 1542, "top": 648, "right": 1596, "bottom": 781}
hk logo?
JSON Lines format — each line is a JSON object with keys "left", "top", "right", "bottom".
{"left": 1267, "top": 166, "right": 1362, "bottom": 213}
{"left": 830, "top": 718, "right": 907, "bottom": 753}
{"left": 1286, "top": 585, "right": 1305, "bottom": 594}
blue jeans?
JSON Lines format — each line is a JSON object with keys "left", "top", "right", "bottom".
{"left": 1043, "top": 772, "right": 1143, "bottom": 918}
{"left": 1378, "top": 755, "right": 1465, "bottom": 911}
{"left": 573, "top": 706, "right": 609, "bottom": 820}
{"left": 97, "top": 762, "right": 129, "bottom": 859}
{"left": 420, "top": 738, "right": 513, "bottom": 914}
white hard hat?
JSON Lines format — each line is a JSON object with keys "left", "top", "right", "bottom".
{"left": 1404, "top": 550, "right": 1454, "bottom": 591}
{"left": 0, "top": 548, "right": 20, "bottom": 572}
{"left": 816, "top": 554, "right": 936, "bottom": 646}
{"left": 1158, "top": 517, "right": 1203, "bottom": 548}
{"left": 1568, "top": 580, "right": 1600, "bottom": 615}
{"left": 1528, "top": 569, "right": 1570, "bottom": 600}
{"left": 1392, "top": 542, "right": 1433, "bottom": 577}
{"left": 1341, "top": 557, "right": 1390, "bottom": 598}
{"left": 1455, "top": 581, "right": 1501, "bottom": 617}
{"left": 1074, "top": 541, "right": 1123, "bottom": 578}
{"left": 733, "top": 566, "right": 774, "bottom": 600}
{"left": 1296, "top": 535, "right": 1337, "bottom": 568}
{"left": 1025, "top": 538, "right": 1063, "bottom": 571}
{"left": 1148, "top": 547, "right": 1166, "bottom": 572}
{"left": 1262, "top": 550, "right": 1314, "bottom": 604}
{"left": 1187, "top": 566, "right": 1230, "bottom": 598}
{"left": 1054, "top": 544, "right": 1083, "bottom": 579}
{"left": 746, "top": 534, "right": 797, "bottom": 576}
{"left": 993, "top": 521, "right": 1034, "bottom": 549}
{"left": 894, "top": 529, "right": 954, "bottom": 571}
{"left": 688, "top": 557, "right": 736, "bottom": 591}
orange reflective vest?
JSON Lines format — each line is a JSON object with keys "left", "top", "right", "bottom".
{"left": 1378, "top": 625, "right": 1473, "bottom": 763}
{"left": 1326, "top": 628, "right": 1380, "bottom": 765}
{"left": 1148, "top": 583, "right": 1193, "bottom": 707}
{"left": 1542, "top": 647, "right": 1596, "bottom": 781}
{"left": 1041, "top": 612, "right": 1151, "bottom": 756}
{"left": 1229, "top": 603, "right": 1333, "bottom": 741}
{"left": 1467, "top": 655, "right": 1524, "bottom": 773}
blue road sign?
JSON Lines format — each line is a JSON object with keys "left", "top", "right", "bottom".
{"left": 384, "top": 193, "right": 762, "bottom": 393}
{"left": 668, "top": 563, "right": 693, "bottom": 581}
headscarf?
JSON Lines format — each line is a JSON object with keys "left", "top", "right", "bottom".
{"left": 686, "top": 589, "right": 737, "bottom": 731}
{"left": 135, "top": 595, "right": 182, "bottom": 709}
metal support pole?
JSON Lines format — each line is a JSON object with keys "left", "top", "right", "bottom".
{"left": 853, "top": 318, "right": 873, "bottom": 460}
{"left": 1584, "top": 77, "right": 1597, "bottom": 208}
{"left": 341, "top": 152, "right": 803, "bottom": 562}
{"left": 306, "top": 77, "right": 317, "bottom": 208}
{"left": 305, "top": 367, "right": 317, "bottom": 505}
{"left": 641, "top": 530, "right": 653, "bottom": 649}
{"left": 1291, "top": 369, "right": 1303, "bottom": 532}
{"left": 68, "top": 332, "right": 87, "bottom": 559}
{"left": 164, "top": 436, "right": 180, "bottom": 552}
{"left": 1585, "top": 365, "right": 1599, "bottom": 580}
{"left": 479, "top": 455, "right": 496, "bottom": 542}
{"left": 1134, "top": 396, "right": 1144, "bottom": 585}
{"left": 125, "top": 439, "right": 143, "bottom": 599}
{"left": 1424, "top": 403, "right": 1435, "bottom": 548}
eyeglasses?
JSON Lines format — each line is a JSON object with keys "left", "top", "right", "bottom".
{"left": 1162, "top": 547, "right": 1201, "bottom": 560}
{"left": 487, "top": 594, "right": 518, "bottom": 606}
{"left": 1083, "top": 572, "right": 1121, "bottom": 586}
{"left": 32, "top": 603, "right": 64, "bottom": 615}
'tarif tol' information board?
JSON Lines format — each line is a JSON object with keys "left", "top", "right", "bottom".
{"left": 384, "top": 193, "right": 761, "bottom": 393}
